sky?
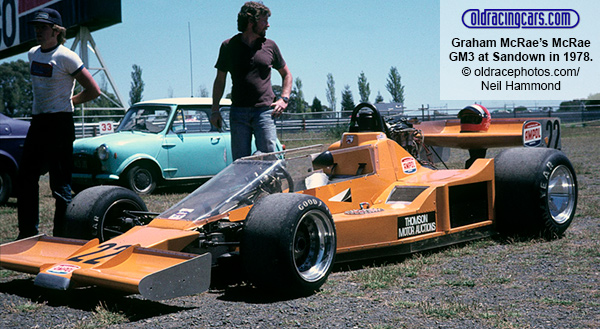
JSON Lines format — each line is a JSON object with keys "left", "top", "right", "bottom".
{"left": 2, "top": 0, "right": 598, "bottom": 113}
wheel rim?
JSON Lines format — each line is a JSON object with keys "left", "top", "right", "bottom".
{"left": 131, "top": 167, "right": 153, "bottom": 193}
{"left": 547, "top": 165, "right": 576, "bottom": 225}
{"left": 100, "top": 199, "right": 144, "bottom": 241}
{"left": 293, "top": 209, "right": 335, "bottom": 282}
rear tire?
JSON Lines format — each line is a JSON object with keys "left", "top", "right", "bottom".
{"left": 241, "top": 193, "right": 336, "bottom": 295}
{"left": 64, "top": 186, "right": 148, "bottom": 241}
{"left": 495, "top": 148, "right": 577, "bottom": 238}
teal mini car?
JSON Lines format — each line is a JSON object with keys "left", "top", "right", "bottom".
{"left": 72, "top": 97, "right": 259, "bottom": 194}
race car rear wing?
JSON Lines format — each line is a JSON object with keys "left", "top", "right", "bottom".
{"left": 416, "top": 118, "right": 561, "bottom": 150}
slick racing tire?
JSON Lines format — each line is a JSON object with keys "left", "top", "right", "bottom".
{"left": 494, "top": 148, "right": 577, "bottom": 238}
{"left": 241, "top": 193, "right": 336, "bottom": 295}
{"left": 64, "top": 186, "right": 148, "bottom": 241}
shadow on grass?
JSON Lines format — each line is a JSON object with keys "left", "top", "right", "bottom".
{"left": 0, "top": 278, "right": 194, "bottom": 322}
{"left": 0, "top": 199, "right": 17, "bottom": 208}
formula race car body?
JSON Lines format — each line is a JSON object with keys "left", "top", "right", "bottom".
{"left": 0, "top": 103, "right": 578, "bottom": 300}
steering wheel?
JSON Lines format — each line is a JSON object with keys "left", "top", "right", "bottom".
{"left": 348, "top": 102, "right": 389, "bottom": 135}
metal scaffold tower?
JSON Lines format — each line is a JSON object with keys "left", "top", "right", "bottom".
{"left": 69, "top": 26, "right": 126, "bottom": 136}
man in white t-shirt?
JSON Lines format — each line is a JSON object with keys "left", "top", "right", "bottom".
{"left": 17, "top": 8, "right": 101, "bottom": 239}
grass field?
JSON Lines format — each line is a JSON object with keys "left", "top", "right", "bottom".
{"left": 0, "top": 124, "right": 598, "bottom": 328}
{"left": 0, "top": 124, "right": 597, "bottom": 243}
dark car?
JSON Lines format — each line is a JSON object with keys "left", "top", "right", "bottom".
{"left": 0, "top": 114, "right": 30, "bottom": 205}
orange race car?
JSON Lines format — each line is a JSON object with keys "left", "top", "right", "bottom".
{"left": 0, "top": 103, "right": 578, "bottom": 300}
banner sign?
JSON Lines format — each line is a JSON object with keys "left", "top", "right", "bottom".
{"left": 0, "top": 0, "right": 121, "bottom": 59}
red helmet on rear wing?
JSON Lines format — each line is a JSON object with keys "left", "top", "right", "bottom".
{"left": 458, "top": 104, "right": 491, "bottom": 132}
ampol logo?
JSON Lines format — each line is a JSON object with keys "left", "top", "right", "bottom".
{"left": 523, "top": 121, "right": 542, "bottom": 147}
{"left": 47, "top": 264, "right": 81, "bottom": 275}
{"left": 401, "top": 157, "right": 417, "bottom": 174}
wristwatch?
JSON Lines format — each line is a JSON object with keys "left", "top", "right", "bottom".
{"left": 280, "top": 96, "right": 289, "bottom": 103}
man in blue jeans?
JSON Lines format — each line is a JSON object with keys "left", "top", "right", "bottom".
{"left": 210, "top": 1, "right": 292, "bottom": 160}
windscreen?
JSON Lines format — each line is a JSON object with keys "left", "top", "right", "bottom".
{"left": 158, "top": 160, "right": 291, "bottom": 222}
{"left": 116, "top": 106, "right": 171, "bottom": 133}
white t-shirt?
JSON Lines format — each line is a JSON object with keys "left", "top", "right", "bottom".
{"left": 28, "top": 44, "right": 84, "bottom": 115}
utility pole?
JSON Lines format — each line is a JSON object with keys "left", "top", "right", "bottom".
{"left": 188, "top": 22, "right": 194, "bottom": 97}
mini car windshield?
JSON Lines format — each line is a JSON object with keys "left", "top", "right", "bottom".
{"left": 116, "top": 106, "right": 171, "bottom": 133}
{"left": 158, "top": 159, "right": 293, "bottom": 222}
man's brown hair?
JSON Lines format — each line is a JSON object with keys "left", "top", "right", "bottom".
{"left": 237, "top": 1, "right": 271, "bottom": 32}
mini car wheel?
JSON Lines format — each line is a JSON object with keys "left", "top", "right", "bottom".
{"left": 64, "top": 186, "right": 148, "bottom": 241}
{"left": 0, "top": 171, "right": 12, "bottom": 205}
{"left": 124, "top": 163, "right": 158, "bottom": 194}
{"left": 495, "top": 148, "right": 578, "bottom": 238}
{"left": 241, "top": 193, "right": 336, "bottom": 295}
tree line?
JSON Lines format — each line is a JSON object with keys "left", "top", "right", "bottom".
{"left": 0, "top": 60, "right": 600, "bottom": 120}
{"left": 5, "top": 59, "right": 600, "bottom": 118}
{"left": 284, "top": 66, "right": 406, "bottom": 114}
{"left": 0, "top": 60, "right": 143, "bottom": 119}
{"left": 1, "top": 59, "right": 405, "bottom": 118}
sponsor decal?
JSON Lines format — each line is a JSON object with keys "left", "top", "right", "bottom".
{"left": 47, "top": 264, "right": 80, "bottom": 275}
{"left": 523, "top": 121, "right": 542, "bottom": 147}
{"left": 398, "top": 211, "right": 436, "bottom": 238}
{"left": 168, "top": 208, "right": 194, "bottom": 219}
{"left": 344, "top": 207, "right": 384, "bottom": 215}
{"left": 298, "top": 198, "right": 321, "bottom": 210}
{"left": 345, "top": 135, "right": 355, "bottom": 144}
{"left": 401, "top": 157, "right": 418, "bottom": 174}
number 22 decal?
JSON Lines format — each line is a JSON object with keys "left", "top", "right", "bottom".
{"left": 546, "top": 119, "right": 561, "bottom": 149}
{"left": 68, "top": 243, "right": 131, "bottom": 265}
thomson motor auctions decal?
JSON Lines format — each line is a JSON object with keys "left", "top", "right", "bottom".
{"left": 523, "top": 121, "right": 542, "bottom": 147}
{"left": 398, "top": 211, "right": 436, "bottom": 238}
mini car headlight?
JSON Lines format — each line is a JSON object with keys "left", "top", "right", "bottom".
{"left": 96, "top": 144, "right": 110, "bottom": 161}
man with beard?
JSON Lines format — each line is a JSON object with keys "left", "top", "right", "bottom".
{"left": 210, "top": 1, "right": 292, "bottom": 160}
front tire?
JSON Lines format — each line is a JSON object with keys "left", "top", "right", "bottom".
{"left": 241, "top": 193, "right": 336, "bottom": 295}
{"left": 64, "top": 186, "right": 148, "bottom": 241}
{"left": 495, "top": 148, "right": 578, "bottom": 238}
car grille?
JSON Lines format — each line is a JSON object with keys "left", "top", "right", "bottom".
{"left": 72, "top": 153, "right": 102, "bottom": 174}
{"left": 448, "top": 181, "right": 489, "bottom": 228}
{"left": 387, "top": 186, "right": 428, "bottom": 203}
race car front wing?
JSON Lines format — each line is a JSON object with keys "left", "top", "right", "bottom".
{"left": 0, "top": 234, "right": 211, "bottom": 301}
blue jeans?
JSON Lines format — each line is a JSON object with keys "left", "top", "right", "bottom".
{"left": 17, "top": 113, "right": 74, "bottom": 238}
{"left": 230, "top": 106, "right": 277, "bottom": 160}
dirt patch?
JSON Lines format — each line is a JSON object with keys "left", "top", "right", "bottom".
{"left": 1, "top": 214, "right": 598, "bottom": 329}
